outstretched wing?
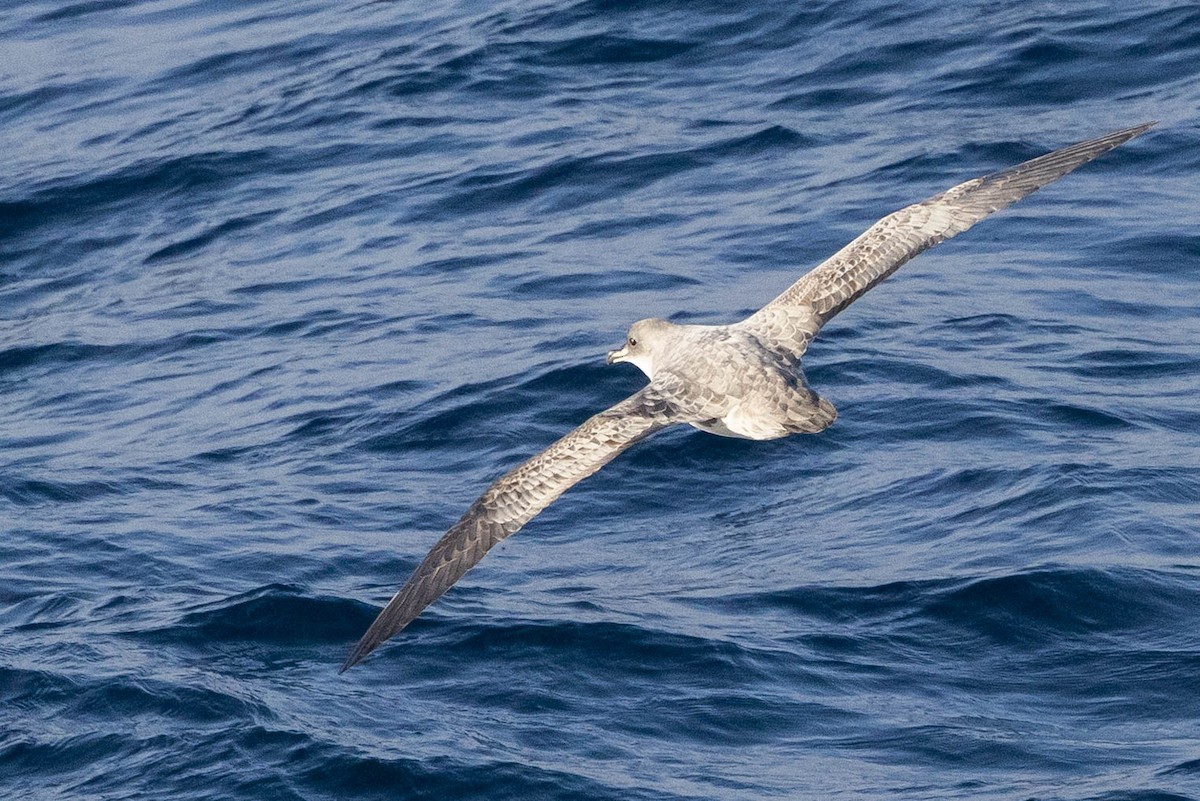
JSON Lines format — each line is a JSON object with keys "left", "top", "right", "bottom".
{"left": 741, "top": 122, "right": 1154, "bottom": 360}
{"left": 341, "top": 384, "right": 680, "bottom": 671}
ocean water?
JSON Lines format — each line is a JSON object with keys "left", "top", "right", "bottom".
{"left": 3, "top": 0, "right": 1200, "bottom": 798}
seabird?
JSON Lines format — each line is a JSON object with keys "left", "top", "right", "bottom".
{"left": 342, "top": 122, "right": 1153, "bottom": 671}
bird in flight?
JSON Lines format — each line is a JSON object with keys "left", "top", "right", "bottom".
{"left": 342, "top": 122, "right": 1153, "bottom": 671}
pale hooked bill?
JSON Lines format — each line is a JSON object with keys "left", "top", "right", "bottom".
{"left": 342, "top": 122, "right": 1154, "bottom": 672}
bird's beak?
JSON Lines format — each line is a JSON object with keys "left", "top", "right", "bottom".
{"left": 606, "top": 345, "right": 628, "bottom": 365}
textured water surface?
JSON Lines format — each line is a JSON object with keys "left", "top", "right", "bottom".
{"left": 3, "top": 1, "right": 1200, "bottom": 799}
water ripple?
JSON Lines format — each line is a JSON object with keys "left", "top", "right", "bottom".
{"left": 3, "top": 0, "right": 1198, "bottom": 799}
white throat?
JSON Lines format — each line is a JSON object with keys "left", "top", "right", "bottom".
{"left": 626, "top": 352, "right": 655, "bottom": 379}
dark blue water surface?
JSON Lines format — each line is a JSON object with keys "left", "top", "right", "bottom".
{"left": 4, "top": 1, "right": 1200, "bottom": 799}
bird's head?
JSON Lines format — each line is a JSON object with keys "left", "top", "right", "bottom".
{"left": 606, "top": 317, "right": 672, "bottom": 379}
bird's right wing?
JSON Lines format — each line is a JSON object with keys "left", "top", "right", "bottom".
{"left": 741, "top": 122, "right": 1154, "bottom": 360}
{"left": 341, "top": 383, "right": 681, "bottom": 671}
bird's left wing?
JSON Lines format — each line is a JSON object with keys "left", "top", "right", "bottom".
{"left": 740, "top": 122, "right": 1154, "bottom": 360}
{"left": 341, "top": 383, "right": 680, "bottom": 671}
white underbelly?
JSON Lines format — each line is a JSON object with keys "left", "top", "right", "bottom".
{"left": 689, "top": 404, "right": 789, "bottom": 441}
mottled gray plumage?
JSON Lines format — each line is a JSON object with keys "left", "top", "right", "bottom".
{"left": 342, "top": 122, "right": 1152, "bottom": 672}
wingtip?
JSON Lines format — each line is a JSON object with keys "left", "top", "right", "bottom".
{"left": 339, "top": 592, "right": 415, "bottom": 674}
{"left": 1075, "top": 121, "right": 1156, "bottom": 151}
{"left": 338, "top": 636, "right": 377, "bottom": 674}
{"left": 1092, "top": 121, "right": 1156, "bottom": 148}
{"left": 1098, "top": 121, "right": 1157, "bottom": 154}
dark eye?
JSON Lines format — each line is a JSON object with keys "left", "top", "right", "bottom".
{"left": 628, "top": 337, "right": 638, "bottom": 347}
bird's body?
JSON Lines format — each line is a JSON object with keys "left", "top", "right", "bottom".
{"left": 612, "top": 319, "right": 836, "bottom": 440}
{"left": 341, "top": 122, "right": 1153, "bottom": 672}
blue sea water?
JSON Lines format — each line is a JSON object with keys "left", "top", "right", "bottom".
{"left": 3, "top": 0, "right": 1200, "bottom": 798}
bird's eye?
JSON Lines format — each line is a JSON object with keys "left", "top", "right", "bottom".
{"left": 628, "top": 337, "right": 638, "bottom": 347}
